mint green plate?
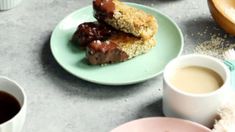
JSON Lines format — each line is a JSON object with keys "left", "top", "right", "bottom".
{"left": 50, "top": 3, "right": 184, "bottom": 85}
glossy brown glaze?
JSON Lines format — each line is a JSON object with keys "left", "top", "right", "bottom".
{"left": 87, "top": 40, "right": 128, "bottom": 65}
{"left": 71, "top": 22, "right": 114, "bottom": 47}
{"left": 93, "top": 0, "right": 115, "bottom": 21}
{"left": 72, "top": 21, "right": 130, "bottom": 65}
{"left": 88, "top": 40, "right": 117, "bottom": 53}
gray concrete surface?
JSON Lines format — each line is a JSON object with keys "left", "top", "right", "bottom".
{"left": 0, "top": 0, "right": 234, "bottom": 132}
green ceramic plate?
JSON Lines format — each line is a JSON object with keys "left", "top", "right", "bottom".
{"left": 50, "top": 3, "right": 184, "bottom": 85}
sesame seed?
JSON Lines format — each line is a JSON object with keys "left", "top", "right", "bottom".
{"left": 105, "top": 41, "right": 110, "bottom": 44}
{"left": 194, "top": 35, "right": 235, "bottom": 60}
{"left": 98, "top": 40, "right": 102, "bottom": 44}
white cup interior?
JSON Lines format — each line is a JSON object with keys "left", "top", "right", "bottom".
{"left": 0, "top": 76, "right": 26, "bottom": 132}
{"left": 164, "top": 54, "right": 230, "bottom": 96}
{"left": 0, "top": 77, "right": 25, "bottom": 106}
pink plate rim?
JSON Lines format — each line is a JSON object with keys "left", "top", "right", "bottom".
{"left": 110, "top": 117, "right": 212, "bottom": 132}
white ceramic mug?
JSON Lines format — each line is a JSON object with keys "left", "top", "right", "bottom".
{"left": 163, "top": 54, "right": 230, "bottom": 128}
{"left": 0, "top": 0, "right": 22, "bottom": 10}
{"left": 0, "top": 76, "right": 26, "bottom": 132}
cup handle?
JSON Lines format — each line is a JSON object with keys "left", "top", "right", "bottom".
{"left": 224, "top": 60, "right": 235, "bottom": 89}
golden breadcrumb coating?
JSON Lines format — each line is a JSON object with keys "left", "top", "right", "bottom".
{"left": 95, "top": 0, "right": 158, "bottom": 40}
{"left": 110, "top": 33, "right": 157, "bottom": 59}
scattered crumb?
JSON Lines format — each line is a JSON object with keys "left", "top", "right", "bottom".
{"left": 194, "top": 35, "right": 235, "bottom": 60}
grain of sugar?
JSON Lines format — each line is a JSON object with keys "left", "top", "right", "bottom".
{"left": 194, "top": 35, "right": 235, "bottom": 60}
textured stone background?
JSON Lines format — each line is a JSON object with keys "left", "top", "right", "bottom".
{"left": 0, "top": 0, "right": 234, "bottom": 131}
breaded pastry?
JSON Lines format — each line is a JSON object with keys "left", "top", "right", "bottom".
{"left": 87, "top": 32, "right": 156, "bottom": 65}
{"left": 93, "top": 0, "right": 158, "bottom": 40}
{"left": 72, "top": 22, "right": 157, "bottom": 65}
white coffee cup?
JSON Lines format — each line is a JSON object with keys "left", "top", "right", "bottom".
{"left": 0, "top": 0, "right": 22, "bottom": 10}
{"left": 163, "top": 54, "right": 230, "bottom": 128}
{"left": 0, "top": 76, "right": 26, "bottom": 132}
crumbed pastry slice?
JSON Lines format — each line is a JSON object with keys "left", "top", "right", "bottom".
{"left": 93, "top": 0, "right": 158, "bottom": 40}
{"left": 86, "top": 33, "right": 156, "bottom": 65}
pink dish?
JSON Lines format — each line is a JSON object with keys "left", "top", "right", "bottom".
{"left": 111, "top": 117, "right": 212, "bottom": 132}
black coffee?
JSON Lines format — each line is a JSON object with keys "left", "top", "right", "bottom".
{"left": 0, "top": 91, "right": 21, "bottom": 124}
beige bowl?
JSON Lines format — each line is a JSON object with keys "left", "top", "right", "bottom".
{"left": 208, "top": 0, "right": 235, "bottom": 36}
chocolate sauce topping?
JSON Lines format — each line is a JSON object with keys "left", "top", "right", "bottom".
{"left": 93, "top": 0, "right": 115, "bottom": 20}
{"left": 72, "top": 22, "right": 115, "bottom": 47}
{"left": 87, "top": 40, "right": 129, "bottom": 65}
{"left": 72, "top": 21, "right": 129, "bottom": 65}
{"left": 88, "top": 40, "right": 117, "bottom": 53}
